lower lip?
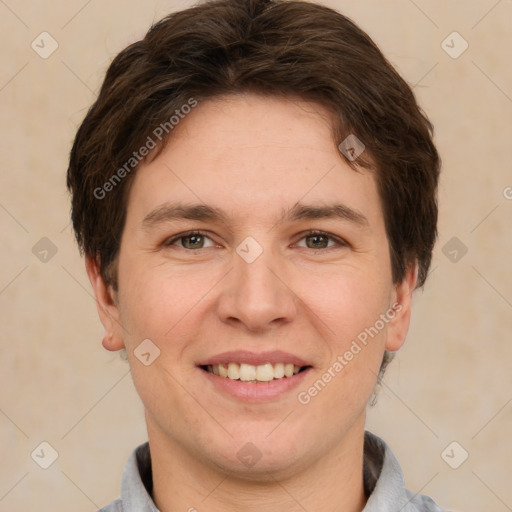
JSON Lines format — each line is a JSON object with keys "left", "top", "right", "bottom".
{"left": 199, "top": 367, "right": 312, "bottom": 403}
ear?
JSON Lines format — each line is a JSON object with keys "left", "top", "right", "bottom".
{"left": 385, "top": 264, "right": 418, "bottom": 352}
{"left": 85, "top": 257, "right": 125, "bottom": 351}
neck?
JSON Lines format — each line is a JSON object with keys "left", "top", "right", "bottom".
{"left": 147, "top": 415, "right": 368, "bottom": 512}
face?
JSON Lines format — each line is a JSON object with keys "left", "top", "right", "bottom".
{"left": 88, "top": 93, "right": 415, "bottom": 479}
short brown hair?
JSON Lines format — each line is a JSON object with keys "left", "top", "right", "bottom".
{"left": 67, "top": 0, "right": 440, "bottom": 333}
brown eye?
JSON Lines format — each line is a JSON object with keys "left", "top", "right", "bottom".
{"left": 295, "top": 231, "right": 345, "bottom": 250}
{"left": 305, "top": 234, "right": 330, "bottom": 249}
{"left": 181, "top": 234, "right": 205, "bottom": 249}
{"left": 165, "top": 231, "right": 215, "bottom": 249}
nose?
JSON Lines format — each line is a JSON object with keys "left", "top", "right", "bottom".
{"left": 216, "top": 243, "right": 298, "bottom": 332}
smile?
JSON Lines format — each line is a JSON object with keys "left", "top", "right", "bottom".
{"left": 199, "top": 365, "right": 312, "bottom": 402}
{"left": 202, "top": 362, "right": 308, "bottom": 382}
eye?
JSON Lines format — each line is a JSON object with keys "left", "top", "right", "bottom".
{"left": 163, "top": 230, "right": 347, "bottom": 251}
{"left": 294, "top": 231, "right": 347, "bottom": 250}
{"left": 164, "top": 231, "right": 216, "bottom": 250}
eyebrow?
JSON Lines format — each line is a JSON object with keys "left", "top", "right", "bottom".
{"left": 142, "top": 201, "right": 369, "bottom": 230}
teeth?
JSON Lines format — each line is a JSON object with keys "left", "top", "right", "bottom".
{"left": 256, "top": 363, "right": 274, "bottom": 382}
{"left": 239, "top": 363, "right": 256, "bottom": 381}
{"left": 218, "top": 364, "right": 228, "bottom": 378}
{"left": 206, "top": 362, "right": 304, "bottom": 382}
{"left": 227, "top": 362, "right": 239, "bottom": 380}
{"left": 274, "top": 362, "right": 285, "bottom": 378}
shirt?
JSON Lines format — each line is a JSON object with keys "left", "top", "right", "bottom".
{"left": 98, "top": 431, "right": 446, "bottom": 512}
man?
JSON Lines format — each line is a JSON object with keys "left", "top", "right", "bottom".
{"left": 67, "top": 0, "right": 443, "bottom": 510}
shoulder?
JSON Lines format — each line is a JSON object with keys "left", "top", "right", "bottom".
{"left": 363, "top": 431, "right": 448, "bottom": 512}
{"left": 97, "top": 498, "right": 123, "bottom": 512}
{"left": 405, "top": 489, "right": 447, "bottom": 511}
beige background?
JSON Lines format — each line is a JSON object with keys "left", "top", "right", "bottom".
{"left": 1, "top": 1, "right": 511, "bottom": 511}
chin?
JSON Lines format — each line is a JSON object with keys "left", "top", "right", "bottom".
{"left": 199, "top": 428, "right": 309, "bottom": 479}
{"left": 214, "top": 448, "right": 303, "bottom": 482}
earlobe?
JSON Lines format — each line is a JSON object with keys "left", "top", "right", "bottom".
{"left": 384, "top": 264, "right": 418, "bottom": 352}
{"left": 102, "top": 330, "right": 121, "bottom": 351}
{"left": 85, "top": 257, "right": 125, "bottom": 351}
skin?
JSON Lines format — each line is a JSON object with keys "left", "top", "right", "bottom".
{"left": 87, "top": 93, "right": 416, "bottom": 512}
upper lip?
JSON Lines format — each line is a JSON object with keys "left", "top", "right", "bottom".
{"left": 197, "top": 350, "right": 312, "bottom": 368}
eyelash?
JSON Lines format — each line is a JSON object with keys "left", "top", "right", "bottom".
{"left": 163, "top": 230, "right": 348, "bottom": 251}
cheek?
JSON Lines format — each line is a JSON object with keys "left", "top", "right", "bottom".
{"left": 298, "top": 265, "right": 391, "bottom": 399}
{"left": 298, "top": 264, "right": 392, "bottom": 342}
{"left": 117, "top": 259, "right": 208, "bottom": 344}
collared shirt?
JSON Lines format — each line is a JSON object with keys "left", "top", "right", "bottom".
{"left": 98, "top": 431, "right": 446, "bottom": 512}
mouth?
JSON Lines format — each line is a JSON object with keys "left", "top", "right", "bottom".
{"left": 199, "top": 362, "right": 312, "bottom": 383}
{"left": 196, "top": 350, "right": 313, "bottom": 402}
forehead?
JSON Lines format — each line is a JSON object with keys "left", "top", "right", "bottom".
{"left": 126, "top": 93, "right": 382, "bottom": 229}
